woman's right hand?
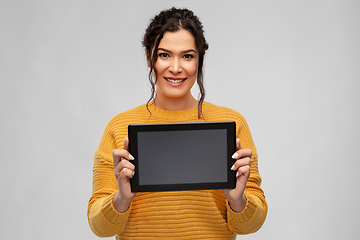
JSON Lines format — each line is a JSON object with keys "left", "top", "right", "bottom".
{"left": 112, "top": 137, "right": 136, "bottom": 213}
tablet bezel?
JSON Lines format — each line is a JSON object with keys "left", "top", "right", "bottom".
{"left": 128, "top": 121, "right": 236, "bottom": 192}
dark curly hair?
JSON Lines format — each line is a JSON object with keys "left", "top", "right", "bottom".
{"left": 142, "top": 7, "right": 209, "bottom": 118}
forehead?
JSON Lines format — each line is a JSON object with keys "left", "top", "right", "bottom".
{"left": 158, "top": 29, "right": 196, "bottom": 51}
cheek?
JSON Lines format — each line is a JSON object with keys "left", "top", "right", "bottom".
{"left": 154, "top": 60, "right": 167, "bottom": 75}
{"left": 153, "top": 61, "right": 164, "bottom": 83}
{"left": 186, "top": 62, "right": 198, "bottom": 78}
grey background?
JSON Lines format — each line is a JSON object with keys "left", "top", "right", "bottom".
{"left": 1, "top": 0, "right": 359, "bottom": 239}
{"left": 137, "top": 129, "right": 227, "bottom": 185}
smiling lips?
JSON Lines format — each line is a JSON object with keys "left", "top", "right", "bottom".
{"left": 164, "top": 77, "right": 187, "bottom": 84}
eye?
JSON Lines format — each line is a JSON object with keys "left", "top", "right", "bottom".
{"left": 158, "top": 52, "right": 170, "bottom": 58}
{"left": 183, "top": 54, "right": 194, "bottom": 59}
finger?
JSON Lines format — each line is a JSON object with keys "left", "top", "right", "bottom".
{"left": 235, "top": 165, "right": 251, "bottom": 178}
{"left": 114, "top": 160, "right": 135, "bottom": 178}
{"left": 231, "top": 148, "right": 252, "bottom": 160}
{"left": 118, "top": 167, "right": 135, "bottom": 181}
{"left": 112, "top": 149, "right": 134, "bottom": 168}
{"left": 115, "top": 159, "right": 135, "bottom": 172}
{"left": 230, "top": 157, "right": 251, "bottom": 171}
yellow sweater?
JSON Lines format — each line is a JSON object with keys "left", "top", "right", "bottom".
{"left": 88, "top": 102, "right": 267, "bottom": 239}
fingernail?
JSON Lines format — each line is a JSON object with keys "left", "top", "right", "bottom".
{"left": 236, "top": 172, "right": 240, "bottom": 178}
{"left": 132, "top": 170, "right": 135, "bottom": 177}
{"left": 232, "top": 153, "right": 238, "bottom": 159}
{"left": 231, "top": 165, "right": 235, "bottom": 171}
{"left": 129, "top": 154, "right": 134, "bottom": 160}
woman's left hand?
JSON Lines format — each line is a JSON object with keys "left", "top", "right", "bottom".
{"left": 222, "top": 138, "right": 252, "bottom": 212}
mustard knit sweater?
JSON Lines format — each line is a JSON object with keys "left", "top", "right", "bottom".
{"left": 88, "top": 102, "right": 267, "bottom": 239}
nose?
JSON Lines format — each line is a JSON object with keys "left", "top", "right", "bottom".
{"left": 169, "top": 58, "right": 182, "bottom": 74}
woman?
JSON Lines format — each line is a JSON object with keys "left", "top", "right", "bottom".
{"left": 88, "top": 7, "right": 267, "bottom": 239}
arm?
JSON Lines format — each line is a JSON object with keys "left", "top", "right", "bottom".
{"left": 87, "top": 124, "right": 135, "bottom": 237}
{"left": 223, "top": 115, "right": 268, "bottom": 234}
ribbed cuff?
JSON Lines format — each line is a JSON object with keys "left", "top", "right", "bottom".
{"left": 227, "top": 192, "right": 258, "bottom": 223}
{"left": 102, "top": 192, "right": 132, "bottom": 225}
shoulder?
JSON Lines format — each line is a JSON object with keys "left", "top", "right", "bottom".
{"left": 202, "top": 101, "right": 246, "bottom": 122}
{"left": 202, "top": 101, "right": 252, "bottom": 134}
{"left": 107, "top": 104, "right": 148, "bottom": 128}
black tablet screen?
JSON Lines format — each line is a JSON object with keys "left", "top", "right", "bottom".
{"left": 137, "top": 129, "right": 227, "bottom": 186}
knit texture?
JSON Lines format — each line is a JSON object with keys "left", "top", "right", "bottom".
{"left": 88, "top": 102, "right": 267, "bottom": 239}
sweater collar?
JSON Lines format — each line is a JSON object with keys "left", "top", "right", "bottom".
{"left": 146, "top": 102, "right": 205, "bottom": 121}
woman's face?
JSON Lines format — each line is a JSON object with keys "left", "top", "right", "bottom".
{"left": 153, "top": 29, "right": 198, "bottom": 106}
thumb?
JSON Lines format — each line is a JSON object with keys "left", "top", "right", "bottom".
{"left": 123, "top": 137, "right": 130, "bottom": 151}
{"left": 237, "top": 138, "right": 244, "bottom": 151}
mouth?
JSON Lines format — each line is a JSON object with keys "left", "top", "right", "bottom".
{"left": 164, "top": 77, "right": 187, "bottom": 83}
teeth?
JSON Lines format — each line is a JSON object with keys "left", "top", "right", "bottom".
{"left": 165, "top": 78, "right": 185, "bottom": 83}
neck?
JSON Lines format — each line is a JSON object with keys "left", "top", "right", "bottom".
{"left": 154, "top": 94, "right": 198, "bottom": 111}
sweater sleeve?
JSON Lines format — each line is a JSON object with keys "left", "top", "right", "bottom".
{"left": 87, "top": 120, "right": 131, "bottom": 237}
{"left": 227, "top": 114, "right": 268, "bottom": 234}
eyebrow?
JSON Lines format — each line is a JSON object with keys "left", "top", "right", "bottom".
{"left": 157, "top": 48, "right": 197, "bottom": 54}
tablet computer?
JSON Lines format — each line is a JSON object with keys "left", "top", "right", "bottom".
{"left": 128, "top": 121, "right": 236, "bottom": 192}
